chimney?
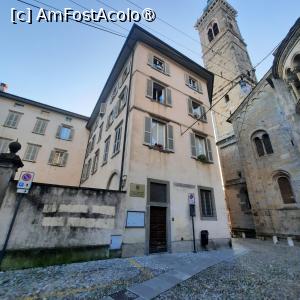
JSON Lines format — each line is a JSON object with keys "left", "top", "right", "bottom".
{"left": 0, "top": 83, "right": 8, "bottom": 92}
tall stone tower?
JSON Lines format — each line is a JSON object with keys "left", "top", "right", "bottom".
{"left": 195, "top": 0, "right": 256, "bottom": 236}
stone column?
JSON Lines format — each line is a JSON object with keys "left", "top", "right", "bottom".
{"left": 0, "top": 141, "right": 24, "bottom": 206}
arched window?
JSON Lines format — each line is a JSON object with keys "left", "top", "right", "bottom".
{"left": 254, "top": 137, "right": 264, "bottom": 157}
{"left": 213, "top": 23, "right": 219, "bottom": 36}
{"left": 252, "top": 130, "right": 273, "bottom": 157}
{"left": 275, "top": 174, "right": 296, "bottom": 204}
{"left": 208, "top": 28, "right": 214, "bottom": 42}
{"left": 262, "top": 134, "right": 273, "bottom": 154}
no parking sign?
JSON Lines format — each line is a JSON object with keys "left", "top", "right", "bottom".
{"left": 17, "top": 171, "right": 35, "bottom": 193}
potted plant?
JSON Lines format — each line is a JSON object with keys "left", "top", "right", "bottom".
{"left": 153, "top": 143, "right": 164, "bottom": 151}
{"left": 197, "top": 154, "right": 208, "bottom": 163}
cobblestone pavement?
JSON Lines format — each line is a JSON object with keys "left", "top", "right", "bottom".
{"left": 156, "top": 239, "right": 300, "bottom": 300}
{"left": 0, "top": 239, "right": 299, "bottom": 299}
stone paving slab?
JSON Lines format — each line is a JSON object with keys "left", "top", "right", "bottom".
{"left": 128, "top": 247, "right": 249, "bottom": 299}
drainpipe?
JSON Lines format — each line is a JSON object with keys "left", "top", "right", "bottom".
{"left": 119, "top": 50, "right": 135, "bottom": 191}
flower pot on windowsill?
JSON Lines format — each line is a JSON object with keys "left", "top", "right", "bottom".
{"left": 197, "top": 154, "right": 209, "bottom": 163}
{"left": 153, "top": 143, "right": 164, "bottom": 152}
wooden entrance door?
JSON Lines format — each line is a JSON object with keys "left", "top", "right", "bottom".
{"left": 149, "top": 206, "right": 167, "bottom": 253}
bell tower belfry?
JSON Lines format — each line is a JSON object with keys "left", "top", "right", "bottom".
{"left": 195, "top": 0, "right": 256, "bottom": 236}
{"left": 195, "top": 0, "right": 256, "bottom": 140}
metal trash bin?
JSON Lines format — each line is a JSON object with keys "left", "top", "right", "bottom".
{"left": 201, "top": 230, "right": 209, "bottom": 247}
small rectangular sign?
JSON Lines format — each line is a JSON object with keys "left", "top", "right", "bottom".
{"left": 17, "top": 171, "right": 35, "bottom": 191}
{"left": 188, "top": 193, "right": 196, "bottom": 205}
{"left": 126, "top": 211, "right": 145, "bottom": 228}
{"left": 129, "top": 183, "right": 145, "bottom": 198}
{"left": 17, "top": 188, "right": 29, "bottom": 194}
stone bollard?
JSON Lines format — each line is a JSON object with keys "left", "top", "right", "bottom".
{"left": 0, "top": 141, "right": 24, "bottom": 206}
{"left": 273, "top": 236, "right": 278, "bottom": 244}
{"left": 287, "top": 237, "right": 294, "bottom": 247}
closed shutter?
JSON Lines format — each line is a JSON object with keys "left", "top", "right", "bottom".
{"left": 146, "top": 79, "right": 153, "bottom": 98}
{"left": 147, "top": 53, "right": 153, "bottom": 66}
{"left": 166, "top": 124, "right": 174, "bottom": 152}
{"left": 40, "top": 120, "right": 48, "bottom": 134}
{"left": 206, "top": 139, "right": 213, "bottom": 162}
{"left": 184, "top": 74, "right": 189, "bottom": 86}
{"left": 48, "top": 150, "right": 55, "bottom": 164}
{"left": 56, "top": 125, "right": 62, "bottom": 138}
{"left": 190, "top": 133, "right": 196, "bottom": 157}
{"left": 166, "top": 88, "right": 172, "bottom": 106}
{"left": 144, "top": 117, "right": 152, "bottom": 145}
{"left": 62, "top": 152, "right": 69, "bottom": 167}
{"left": 188, "top": 97, "right": 193, "bottom": 114}
{"left": 165, "top": 63, "right": 170, "bottom": 75}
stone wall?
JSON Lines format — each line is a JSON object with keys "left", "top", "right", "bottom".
{"left": 0, "top": 182, "right": 126, "bottom": 269}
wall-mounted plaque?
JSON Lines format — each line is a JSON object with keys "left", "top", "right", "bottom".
{"left": 126, "top": 211, "right": 145, "bottom": 228}
{"left": 129, "top": 183, "right": 145, "bottom": 198}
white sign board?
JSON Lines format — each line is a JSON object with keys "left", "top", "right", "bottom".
{"left": 126, "top": 211, "right": 145, "bottom": 228}
{"left": 17, "top": 171, "right": 35, "bottom": 193}
{"left": 188, "top": 193, "right": 195, "bottom": 205}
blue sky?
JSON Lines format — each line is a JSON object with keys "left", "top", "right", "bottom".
{"left": 1, "top": 0, "right": 300, "bottom": 116}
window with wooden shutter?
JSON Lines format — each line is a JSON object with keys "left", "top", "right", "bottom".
{"left": 165, "top": 63, "right": 170, "bottom": 75}
{"left": 146, "top": 79, "right": 153, "bottom": 98}
{"left": 0, "top": 137, "right": 13, "bottom": 154}
{"left": 23, "top": 144, "right": 41, "bottom": 162}
{"left": 206, "top": 139, "right": 213, "bottom": 162}
{"left": 144, "top": 117, "right": 152, "bottom": 145}
{"left": 166, "top": 124, "right": 174, "bottom": 152}
{"left": 103, "top": 136, "right": 111, "bottom": 164}
{"left": 98, "top": 123, "right": 103, "bottom": 143}
{"left": 166, "top": 88, "right": 172, "bottom": 106}
{"left": 48, "top": 149, "right": 68, "bottom": 166}
{"left": 190, "top": 133, "right": 197, "bottom": 157}
{"left": 113, "top": 124, "right": 122, "bottom": 155}
{"left": 4, "top": 111, "right": 22, "bottom": 128}
{"left": 147, "top": 53, "right": 154, "bottom": 67}
{"left": 33, "top": 118, "right": 48, "bottom": 135}
{"left": 86, "top": 159, "right": 92, "bottom": 177}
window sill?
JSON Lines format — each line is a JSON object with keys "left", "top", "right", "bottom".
{"left": 186, "top": 85, "right": 203, "bottom": 94}
{"left": 101, "top": 161, "right": 108, "bottom": 167}
{"left": 188, "top": 113, "right": 208, "bottom": 123}
{"left": 111, "top": 150, "right": 120, "bottom": 159}
{"left": 143, "top": 143, "right": 174, "bottom": 153}
{"left": 56, "top": 137, "right": 72, "bottom": 142}
{"left": 200, "top": 216, "right": 217, "bottom": 221}
{"left": 3, "top": 125, "right": 17, "bottom": 129}
{"left": 192, "top": 156, "right": 213, "bottom": 164}
{"left": 48, "top": 163, "right": 65, "bottom": 167}
{"left": 150, "top": 65, "right": 170, "bottom": 76}
{"left": 32, "top": 132, "right": 45, "bottom": 135}
{"left": 146, "top": 96, "right": 172, "bottom": 107}
{"left": 23, "top": 159, "right": 36, "bottom": 163}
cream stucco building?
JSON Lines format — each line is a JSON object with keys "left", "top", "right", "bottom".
{"left": 80, "top": 25, "right": 230, "bottom": 255}
{"left": 0, "top": 91, "right": 89, "bottom": 186}
{"left": 0, "top": 25, "right": 230, "bottom": 257}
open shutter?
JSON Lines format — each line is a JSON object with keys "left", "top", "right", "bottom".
{"left": 166, "top": 88, "right": 172, "bottom": 106}
{"left": 184, "top": 74, "right": 189, "bottom": 86}
{"left": 62, "top": 152, "right": 69, "bottom": 167}
{"left": 201, "top": 106, "right": 207, "bottom": 121}
{"left": 167, "top": 124, "right": 174, "bottom": 152}
{"left": 198, "top": 82, "right": 203, "bottom": 93}
{"left": 56, "top": 125, "right": 62, "bottom": 138}
{"left": 99, "top": 103, "right": 106, "bottom": 115}
{"left": 188, "top": 97, "right": 193, "bottom": 115}
{"left": 144, "top": 117, "right": 152, "bottom": 145}
{"left": 146, "top": 79, "right": 153, "bottom": 98}
{"left": 206, "top": 139, "right": 213, "bottom": 162}
{"left": 190, "top": 133, "right": 197, "bottom": 158}
{"left": 165, "top": 63, "right": 170, "bottom": 75}
{"left": 48, "top": 150, "right": 55, "bottom": 164}
{"left": 147, "top": 53, "right": 153, "bottom": 66}
{"left": 69, "top": 128, "right": 74, "bottom": 140}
